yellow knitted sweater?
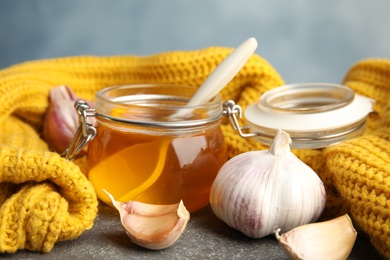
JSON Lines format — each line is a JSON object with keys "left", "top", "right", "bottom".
{"left": 0, "top": 47, "right": 389, "bottom": 258}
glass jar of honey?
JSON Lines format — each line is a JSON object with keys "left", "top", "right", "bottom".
{"left": 85, "top": 84, "right": 227, "bottom": 212}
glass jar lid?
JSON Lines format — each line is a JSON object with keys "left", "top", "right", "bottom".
{"left": 244, "top": 83, "right": 374, "bottom": 149}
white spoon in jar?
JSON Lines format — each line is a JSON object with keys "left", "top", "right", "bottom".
{"left": 172, "top": 37, "right": 258, "bottom": 119}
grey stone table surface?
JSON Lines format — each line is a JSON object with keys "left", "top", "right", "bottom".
{"left": 2, "top": 203, "right": 385, "bottom": 260}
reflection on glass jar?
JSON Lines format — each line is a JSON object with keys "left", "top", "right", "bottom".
{"left": 86, "top": 84, "right": 227, "bottom": 212}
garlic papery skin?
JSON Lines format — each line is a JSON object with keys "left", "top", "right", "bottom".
{"left": 104, "top": 189, "right": 190, "bottom": 250}
{"left": 275, "top": 214, "right": 357, "bottom": 260}
{"left": 43, "top": 85, "right": 95, "bottom": 154}
{"left": 209, "top": 129, "right": 326, "bottom": 238}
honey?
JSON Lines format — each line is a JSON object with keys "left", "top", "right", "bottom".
{"left": 85, "top": 84, "right": 228, "bottom": 212}
{"left": 88, "top": 120, "right": 227, "bottom": 212}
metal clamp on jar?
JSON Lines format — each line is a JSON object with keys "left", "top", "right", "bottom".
{"left": 223, "top": 83, "right": 374, "bottom": 149}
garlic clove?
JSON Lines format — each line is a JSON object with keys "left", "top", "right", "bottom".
{"left": 104, "top": 189, "right": 190, "bottom": 250}
{"left": 275, "top": 214, "right": 357, "bottom": 260}
{"left": 43, "top": 86, "right": 95, "bottom": 154}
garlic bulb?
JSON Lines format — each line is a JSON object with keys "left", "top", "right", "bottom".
{"left": 104, "top": 190, "right": 190, "bottom": 250}
{"left": 209, "top": 129, "right": 326, "bottom": 238}
{"left": 275, "top": 214, "right": 357, "bottom": 260}
{"left": 43, "top": 85, "right": 95, "bottom": 154}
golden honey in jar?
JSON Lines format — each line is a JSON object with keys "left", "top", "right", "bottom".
{"left": 87, "top": 84, "right": 228, "bottom": 212}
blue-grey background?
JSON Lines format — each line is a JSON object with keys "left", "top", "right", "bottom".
{"left": 1, "top": 0, "right": 389, "bottom": 83}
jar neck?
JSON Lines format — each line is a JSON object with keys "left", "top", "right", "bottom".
{"left": 96, "top": 116, "right": 222, "bottom": 136}
{"left": 94, "top": 84, "right": 223, "bottom": 134}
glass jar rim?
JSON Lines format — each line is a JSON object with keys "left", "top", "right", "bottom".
{"left": 259, "top": 82, "right": 355, "bottom": 113}
{"left": 94, "top": 84, "right": 223, "bottom": 128}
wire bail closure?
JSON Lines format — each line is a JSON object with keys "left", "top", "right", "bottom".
{"left": 223, "top": 100, "right": 273, "bottom": 139}
{"left": 223, "top": 100, "right": 252, "bottom": 137}
{"left": 62, "top": 82, "right": 373, "bottom": 157}
{"left": 64, "top": 99, "right": 246, "bottom": 161}
{"left": 62, "top": 100, "right": 97, "bottom": 160}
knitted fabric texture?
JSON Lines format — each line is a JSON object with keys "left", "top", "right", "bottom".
{"left": 0, "top": 117, "right": 98, "bottom": 253}
{"left": 0, "top": 48, "right": 389, "bottom": 258}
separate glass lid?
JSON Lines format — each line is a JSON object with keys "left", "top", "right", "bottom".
{"left": 244, "top": 83, "right": 374, "bottom": 149}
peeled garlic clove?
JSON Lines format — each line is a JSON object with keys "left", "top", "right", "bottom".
{"left": 275, "top": 214, "right": 357, "bottom": 260}
{"left": 43, "top": 85, "right": 95, "bottom": 153}
{"left": 104, "top": 189, "right": 190, "bottom": 250}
